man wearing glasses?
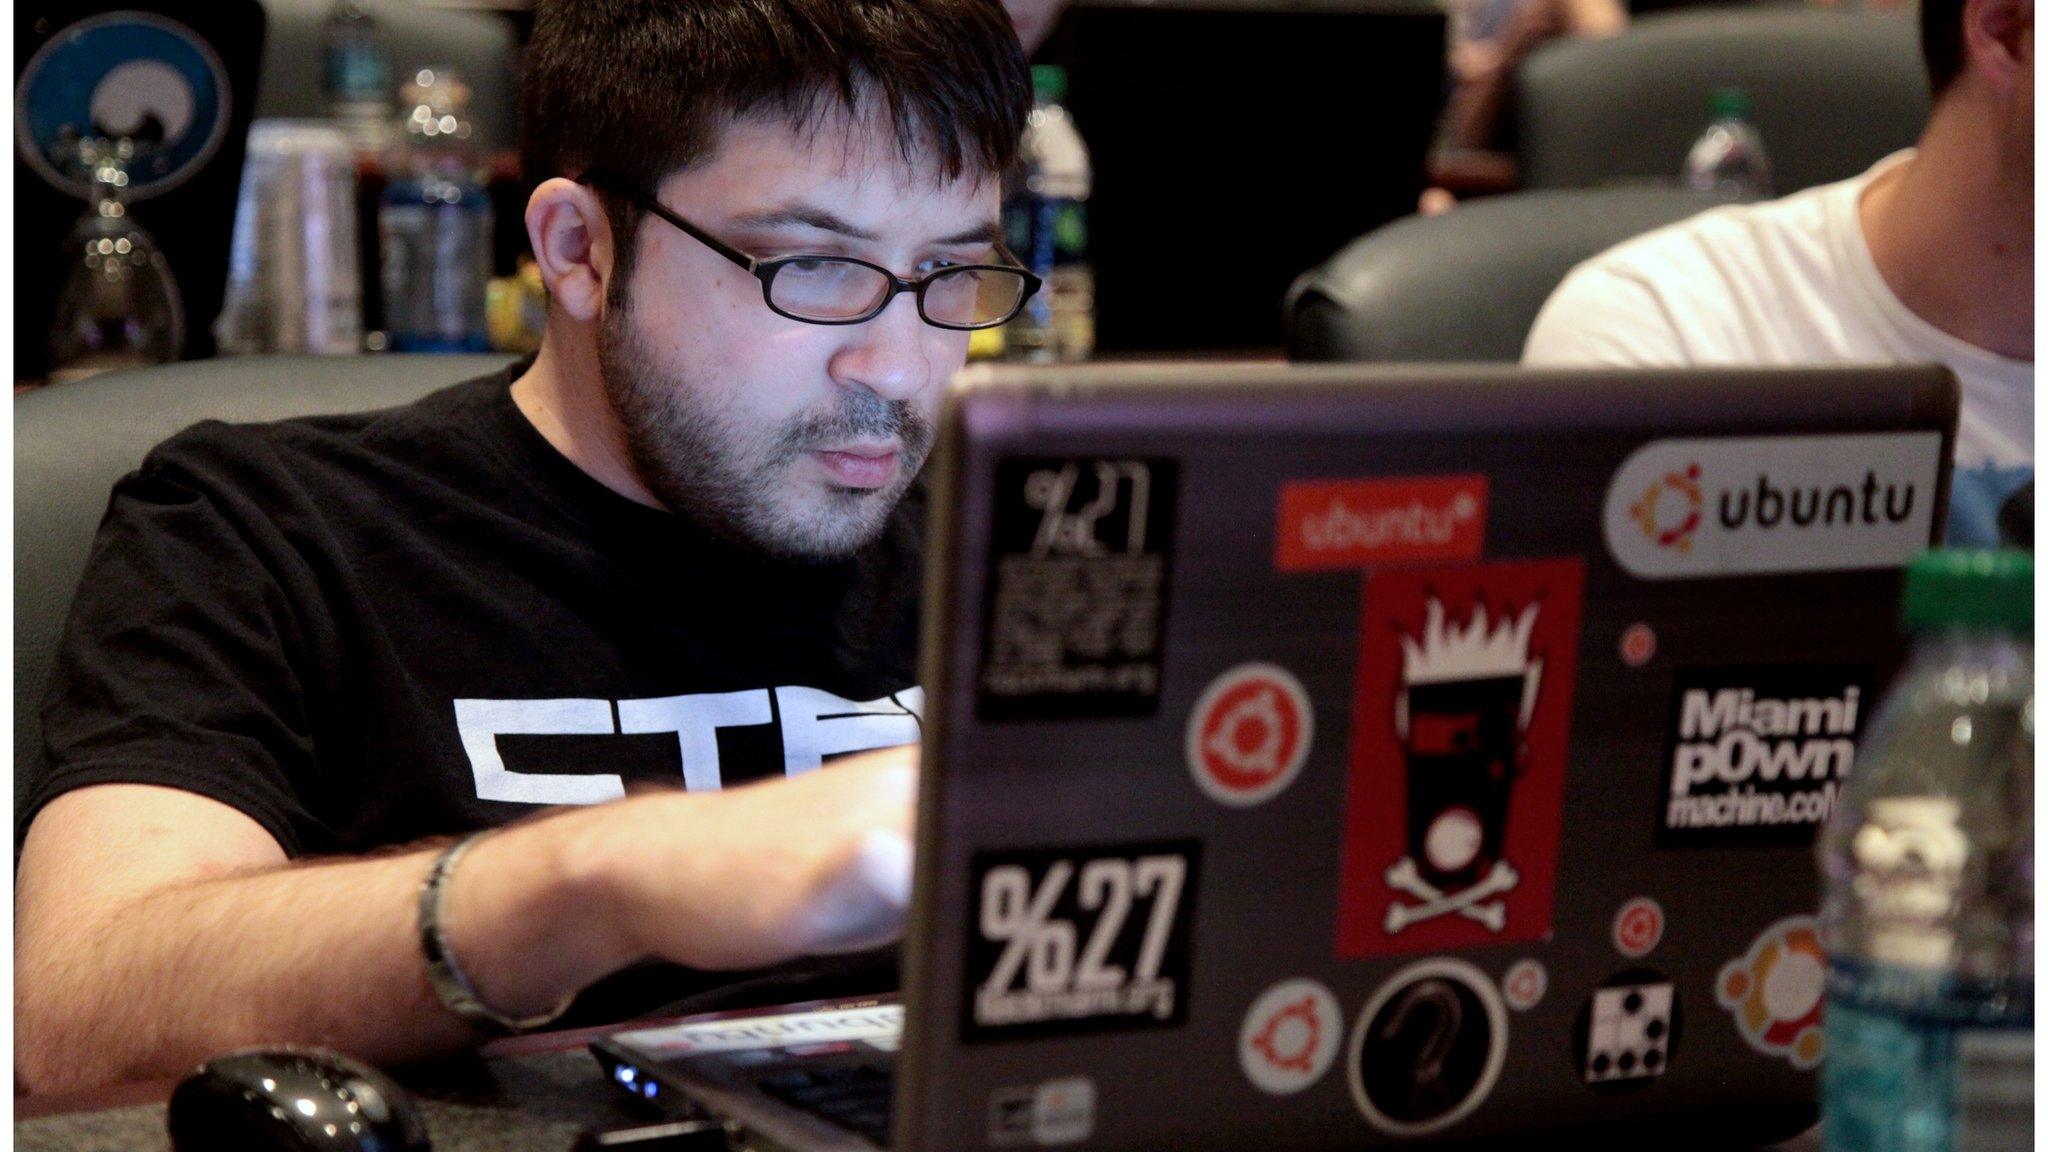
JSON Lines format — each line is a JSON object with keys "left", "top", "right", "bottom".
{"left": 16, "top": 0, "right": 1032, "bottom": 1093}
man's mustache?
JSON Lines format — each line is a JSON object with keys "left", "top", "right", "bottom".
{"left": 775, "top": 393, "right": 934, "bottom": 459}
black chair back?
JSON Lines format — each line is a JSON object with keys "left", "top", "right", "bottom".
{"left": 1514, "top": 8, "right": 1929, "bottom": 195}
{"left": 15, "top": 355, "right": 515, "bottom": 816}
{"left": 1286, "top": 188, "right": 1721, "bottom": 363}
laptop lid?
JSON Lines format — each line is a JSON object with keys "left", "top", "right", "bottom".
{"left": 890, "top": 363, "right": 1956, "bottom": 1150}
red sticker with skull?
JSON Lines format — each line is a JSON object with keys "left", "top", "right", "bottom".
{"left": 1335, "top": 560, "right": 1584, "bottom": 958}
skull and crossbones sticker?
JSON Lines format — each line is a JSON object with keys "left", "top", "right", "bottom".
{"left": 1336, "top": 561, "right": 1584, "bottom": 958}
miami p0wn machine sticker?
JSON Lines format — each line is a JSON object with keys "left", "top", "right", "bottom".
{"left": 1657, "top": 666, "right": 1871, "bottom": 847}
{"left": 1336, "top": 560, "right": 1585, "bottom": 957}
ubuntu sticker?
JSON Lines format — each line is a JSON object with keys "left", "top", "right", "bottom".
{"left": 1501, "top": 959, "right": 1548, "bottom": 1012}
{"left": 1186, "top": 663, "right": 1315, "bottom": 807}
{"left": 1631, "top": 463, "right": 1703, "bottom": 554}
{"left": 1715, "top": 915, "right": 1825, "bottom": 1070}
{"left": 1238, "top": 978, "right": 1342, "bottom": 1095}
{"left": 1612, "top": 897, "right": 1665, "bottom": 959}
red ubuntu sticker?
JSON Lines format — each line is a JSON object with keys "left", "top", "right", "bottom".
{"left": 1502, "top": 959, "right": 1548, "bottom": 1011}
{"left": 1237, "top": 979, "right": 1342, "bottom": 1094}
{"left": 1613, "top": 897, "right": 1666, "bottom": 959}
{"left": 1275, "top": 475, "right": 1488, "bottom": 572}
{"left": 1186, "top": 663, "right": 1315, "bottom": 807}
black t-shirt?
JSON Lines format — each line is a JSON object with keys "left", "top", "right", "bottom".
{"left": 27, "top": 364, "right": 924, "bottom": 1015}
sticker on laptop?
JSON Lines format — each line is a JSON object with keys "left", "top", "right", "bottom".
{"left": 1347, "top": 958, "right": 1508, "bottom": 1136}
{"left": 963, "top": 839, "right": 1201, "bottom": 1044}
{"left": 1620, "top": 622, "right": 1657, "bottom": 668}
{"left": 1186, "top": 662, "right": 1314, "bottom": 807}
{"left": 987, "top": 1076, "right": 1096, "bottom": 1146}
{"left": 1658, "top": 667, "right": 1870, "bottom": 848}
{"left": 1612, "top": 897, "right": 1665, "bottom": 959}
{"left": 1602, "top": 433, "right": 1942, "bottom": 579}
{"left": 1238, "top": 978, "right": 1343, "bottom": 1095}
{"left": 1717, "top": 916, "right": 1826, "bottom": 1070}
{"left": 1575, "top": 968, "right": 1680, "bottom": 1092}
{"left": 1274, "top": 474, "right": 1488, "bottom": 571}
{"left": 1335, "top": 560, "right": 1584, "bottom": 958}
{"left": 1501, "top": 959, "right": 1548, "bottom": 1012}
{"left": 611, "top": 1003, "right": 903, "bottom": 1057}
{"left": 977, "top": 456, "right": 1180, "bottom": 722}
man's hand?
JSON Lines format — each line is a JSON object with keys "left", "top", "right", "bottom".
{"left": 435, "top": 746, "right": 921, "bottom": 1021}
{"left": 600, "top": 747, "right": 921, "bottom": 969}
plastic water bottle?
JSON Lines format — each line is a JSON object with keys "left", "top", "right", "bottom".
{"left": 1819, "top": 550, "right": 2033, "bottom": 1152}
{"left": 1682, "top": 88, "right": 1773, "bottom": 202}
{"left": 323, "top": 0, "right": 392, "bottom": 151}
{"left": 379, "top": 67, "right": 493, "bottom": 353}
{"left": 1002, "top": 65, "right": 1094, "bottom": 363}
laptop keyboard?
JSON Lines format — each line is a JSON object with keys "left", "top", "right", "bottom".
{"left": 752, "top": 1060, "right": 896, "bottom": 1145}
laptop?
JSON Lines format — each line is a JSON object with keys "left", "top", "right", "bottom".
{"left": 593, "top": 363, "right": 1959, "bottom": 1151}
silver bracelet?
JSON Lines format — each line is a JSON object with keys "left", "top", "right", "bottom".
{"left": 418, "top": 830, "right": 573, "bottom": 1035}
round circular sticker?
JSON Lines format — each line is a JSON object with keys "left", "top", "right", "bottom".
{"left": 1612, "top": 897, "right": 1665, "bottom": 959}
{"left": 1347, "top": 958, "right": 1508, "bottom": 1137}
{"left": 1238, "top": 979, "right": 1343, "bottom": 1095}
{"left": 1501, "top": 959, "right": 1548, "bottom": 1012}
{"left": 1186, "top": 662, "right": 1314, "bottom": 807}
{"left": 1619, "top": 623, "right": 1657, "bottom": 668}
{"left": 16, "top": 13, "right": 233, "bottom": 200}
{"left": 1715, "top": 916, "right": 1827, "bottom": 1069}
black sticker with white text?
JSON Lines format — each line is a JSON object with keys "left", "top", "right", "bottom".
{"left": 963, "top": 839, "right": 1201, "bottom": 1044}
{"left": 977, "top": 457, "right": 1179, "bottom": 721}
{"left": 1657, "top": 666, "right": 1871, "bottom": 847}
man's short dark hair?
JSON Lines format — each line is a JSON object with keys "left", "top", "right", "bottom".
{"left": 520, "top": 0, "right": 1031, "bottom": 283}
{"left": 1922, "top": 0, "right": 1967, "bottom": 99}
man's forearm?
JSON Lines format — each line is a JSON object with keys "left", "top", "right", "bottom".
{"left": 15, "top": 804, "right": 636, "bottom": 1094}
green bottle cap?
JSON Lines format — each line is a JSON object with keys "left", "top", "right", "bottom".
{"left": 1031, "top": 65, "right": 1067, "bottom": 104}
{"left": 1709, "top": 87, "right": 1751, "bottom": 121}
{"left": 1902, "top": 549, "right": 2033, "bottom": 632}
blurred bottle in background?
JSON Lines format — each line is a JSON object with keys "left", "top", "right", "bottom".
{"left": 380, "top": 67, "right": 493, "bottom": 353}
{"left": 486, "top": 257, "right": 548, "bottom": 355}
{"left": 1002, "top": 64, "right": 1093, "bottom": 363}
{"left": 1819, "top": 550, "right": 2033, "bottom": 1152}
{"left": 324, "top": 0, "right": 392, "bottom": 151}
{"left": 48, "top": 137, "right": 186, "bottom": 384}
{"left": 216, "top": 120, "right": 363, "bottom": 356}
{"left": 1683, "top": 87, "right": 1774, "bottom": 201}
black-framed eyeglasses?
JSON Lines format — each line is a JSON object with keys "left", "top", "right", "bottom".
{"left": 579, "top": 173, "right": 1041, "bottom": 331}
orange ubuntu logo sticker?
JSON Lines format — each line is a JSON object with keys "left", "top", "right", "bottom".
{"left": 1631, "top": 463, "right": 1704, "bottom": 553}
{"left": 1716, "top": 915, "right": 1826, "bottom": 1070}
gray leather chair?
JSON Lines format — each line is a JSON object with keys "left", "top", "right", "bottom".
{"left": 1514, "top": 8, "right": 1929, "bottom": 195}
{"left": 15, "top": 355, "right": 515, "bottom": 816}
{"left": 1285, "top": 187, "right": 1721, "bottom": 363}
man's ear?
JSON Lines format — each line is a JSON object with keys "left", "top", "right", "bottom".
{"left": 1964, "top": 0, "right": 2034, "bottom": 96}
{"left": 525, "top": 177, "right": 618, "bottom": 323}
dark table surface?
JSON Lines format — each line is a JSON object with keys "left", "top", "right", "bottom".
{"left": 16, "top": 1026, "right": 1829, "bottom": 1152}
{"left": 15, "top": 1027, "right": 669, "bottom": 1152}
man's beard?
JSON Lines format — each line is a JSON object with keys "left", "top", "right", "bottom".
{"left": 596, "top": 302, "right": 934, "bottom": 561}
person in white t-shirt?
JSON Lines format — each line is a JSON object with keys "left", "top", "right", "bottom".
{"left": 1524, "top": 0, "right": 2033, "bottom": 548}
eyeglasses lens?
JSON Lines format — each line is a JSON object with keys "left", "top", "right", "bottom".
{"left": 768, "top": 261, "right": 1028, "bottom": 328}
{"left": 768, "top": 259, "right": 892, "bottom": 321}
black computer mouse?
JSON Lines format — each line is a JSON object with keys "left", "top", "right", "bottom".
{"left": 167, "top": 1047, "right": 432, "bottom": 1152}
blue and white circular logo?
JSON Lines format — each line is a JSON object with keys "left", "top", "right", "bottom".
{"left": 16, "top": 12, "right": 232, "bottom": 200}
